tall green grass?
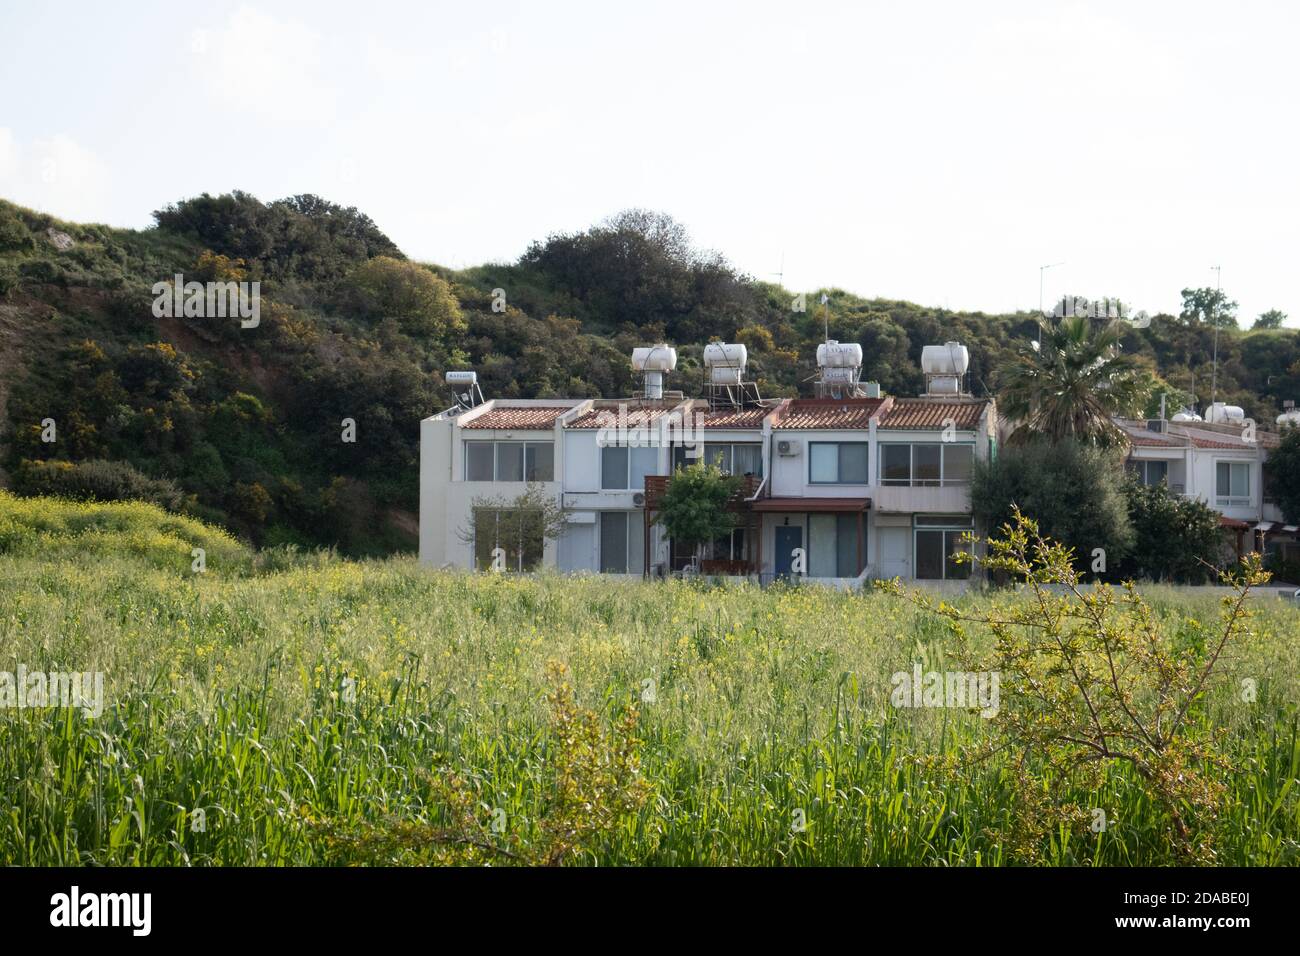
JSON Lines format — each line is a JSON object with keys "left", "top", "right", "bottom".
{"left": 1, "top": 493, "right": 1297, "bottom": 865}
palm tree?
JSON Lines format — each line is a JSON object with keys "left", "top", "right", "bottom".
{"left": 999, "top": 315, "right": 1144, "bottom": 447}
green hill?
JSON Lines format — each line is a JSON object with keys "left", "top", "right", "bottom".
{"left": 2, "top": 193, "right": 1297, "bottom": 555}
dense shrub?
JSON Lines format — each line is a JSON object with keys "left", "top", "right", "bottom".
{"left": 0, "top": 490, "right": 248, "bottom": 570}
{"left": 152, "top": 191, "right": 401, "bottom": 282}
{"left": 1267, "top": 428, "right": 1300, "bottom": 524}
{"left": 887, "top": 511, "right": 1272, "bottom": 863}
{"left": 341, "top": 256, "right": 464, "bottom": 337}
{"left": 18, "top": 258, "right": 62, "bottom": 284}
{"left": 1117, "top": 478, "right": 1224, "bottom": 582}
{"left": 971, "top": 439, "right": 1134, "bottom": 572}
{"left": 0, "top": 210, "right": 33, "bottom": 252}
{"left": 14, "top": 458, "right": 189, "bottom": 512}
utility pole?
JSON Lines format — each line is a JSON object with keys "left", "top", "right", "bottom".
{"left": 1038, "top": 262, "right": 1064, "bottom": 346}
{"left": 769, "top": 252, "right": 785, "bottom": 286}
{"left": 1210, "top": 265, "right": 1222, "bottom": 408}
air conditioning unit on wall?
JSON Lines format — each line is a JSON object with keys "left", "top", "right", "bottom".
{"left": 777, "top": 439, "right": 801, "bottom": 457}
{"left": 632, "top": 492, "right": 646, "bottom": 507}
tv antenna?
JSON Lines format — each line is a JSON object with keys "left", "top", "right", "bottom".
{"left": 1210, "top": 265, "right": 1222, "bottom": 407}
{"left": 1038, "top": 262, "right": 1064, "bottom": 346}
{"left": 769, "top": 251, "right": 785, "bottom": 286}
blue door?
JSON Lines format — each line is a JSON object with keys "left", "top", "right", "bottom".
{"left": 774, "top": 525, "right": 803, "bottom": 581}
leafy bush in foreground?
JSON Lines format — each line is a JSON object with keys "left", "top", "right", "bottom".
{"left": 884, "top": 508, "right": 1271, "bottom": 862}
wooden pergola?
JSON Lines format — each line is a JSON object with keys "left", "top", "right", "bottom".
{"left": 642, "top": 474, "right": 763, "bottom": 577}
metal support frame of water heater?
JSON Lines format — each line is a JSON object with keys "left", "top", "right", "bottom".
{"left": 922, "top": 342, "right": 969, "bottom": 396}
{"left": 446, "top": 371, "right": 485, "bottom": 410}
{"left": 813, "top": 368, "right": 865, "bottom": 400}
{"left": 631, "top": 344, "right": 683, "bottom": 405}
{"left": 706, "top": 375, "right": 763, "bottom": 410}
{"left": 703, "top": 344, "right": 762, "bottom": 410}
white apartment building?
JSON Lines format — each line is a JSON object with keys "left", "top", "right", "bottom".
{"left": 420, "top": 341, "right": 996, "bottom": 584}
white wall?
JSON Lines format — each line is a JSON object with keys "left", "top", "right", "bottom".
{"left": 770, "top": 429, "right": 875, "bottom": 498}
{"left": 419, "top": 416, "right": 452, "bottom": 565}
{"left": 1190, "top": 451, "right": 1262, "bottom": 522}
{"left": 419, "top": 412, "right": 565, "bottom": 569}
{"left": 563, "top": 431, "right": 599, "bottom": 492}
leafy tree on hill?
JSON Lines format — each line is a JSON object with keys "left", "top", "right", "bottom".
{"left": 519, "top": 209, "right": 762, "bottom": 343}
{"left": 153, "top": 191, "right": 401, "bottom": 282}
{"left": 856, "top": 315, "right": 920, "bottom": 394}
{"left": 1128, "top": 365, "right": 1194, "bottom": 418}
{"left": 342, "top": 256, "right": 465, "bottom": 338}
{"left": 1179, "top": 286, "right": 1238, "bottom": 329}
{"left": 1253, "top": 309, "right": 1287, "bottom": 330}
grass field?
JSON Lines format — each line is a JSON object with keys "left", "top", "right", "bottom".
{"left": 2, "top": 491, "right": 1298, "bottom": 866}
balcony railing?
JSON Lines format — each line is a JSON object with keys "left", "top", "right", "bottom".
{"left": 879, "top": 479, "right": 971, "bottom": 487}
{"left": 643, "top": 473, "right": 762, "bottom": 511}
{"left": 874, "top": 483, "right": 972, "bottom": 514}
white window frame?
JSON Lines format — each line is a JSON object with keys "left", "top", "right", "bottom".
{"left": 601, "top": 444, "right": 660, "bottom": 490}
{"left": 464, "top": 440, "right": 554, "bottom": 482}
{"left": 879, "top": 443, "right": 974, "bottom": 487}
{"left": 1215, "top": 460, "right": 1252, "bottom": 508}
{"left": 599, "top": 511, "right": 645, "bottom": 574}
{"left": 1128, "top": 459, "right": 1169, "bottom": 487}
{"left": 809, "top": 442, "right": 870, "bottom": 485}
{"left": 912, "top": 514, "right": 974, "bottom": 581}
{"left": 703, "top": 442, "right": 763, "bottom": 477}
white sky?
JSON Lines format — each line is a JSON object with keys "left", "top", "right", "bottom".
{"left": 2, "top": 0, "right": 1296, "bottom": 325}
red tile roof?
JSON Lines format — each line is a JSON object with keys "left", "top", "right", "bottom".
{"left": 1116, "top": 421, "right": 1187, "bottom": 447}
{"left": 1177, "top": 426, "right": 1269, "bottom": 450}
{"left": 878, "top": 399, "right": 986, "bottom": 430}
{"left": 771, "top": 399, "right": 885, "bottom": 430}
{"left": 1117, "top": 419, "right": 1279, "bottom": 450}
{"left": 462, "top": 406, "right": 570, "bottom": 430}
{"left": 698, "top": 406, "right": 772, "bottom": 429}
{"left": 566, "top": 405, "right": 679, "bottom": 429}
{"left": 1188, "top": 435, "right": 1243, "bottom": 450}
{"left": 1126, "top": 433, "right": 1185, "bottom": 447}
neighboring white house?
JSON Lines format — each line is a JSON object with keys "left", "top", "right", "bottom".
{"left": 419, "top": 341, "right": 997, "bottom": 584}
{"left": 1115, "top": 415, "right": 1294, "bottom": 561}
